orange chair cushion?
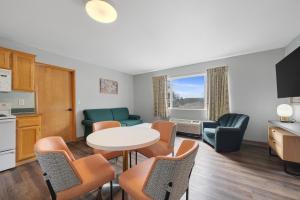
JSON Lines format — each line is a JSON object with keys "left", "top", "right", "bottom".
{"left": 93, "top": 149, "right": 123, "bottom": 160}
{"left": 57, "top": 154, "right": 115, "bottom": 200}
{"left": 119, "top": 158, "right": 155, "bottom": 200}
{"left": 137, "top": 141, "right": 173, "bottom": 158}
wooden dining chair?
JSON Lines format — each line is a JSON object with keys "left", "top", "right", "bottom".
{"left": 92, "top": 121, "right": 123, "bottom": 160}
{"left": 134, "top": 120, "right": 176, "bottom": 164}
{"left": 120, "top": 139, "right": 199, "bottom": 200}
{"left": 35, "top": 136, "right": 115, "bottom": 200}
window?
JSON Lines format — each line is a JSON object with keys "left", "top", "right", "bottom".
{"left": 168, "top": 74, "right": 206, "bottom": 110}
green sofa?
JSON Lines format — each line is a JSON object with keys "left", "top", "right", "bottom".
{"left": 82, "top": 107, "right": 143, "bottom": 138}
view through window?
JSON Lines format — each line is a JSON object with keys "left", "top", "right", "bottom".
{"left": 168, "top": 75, "right": 206, "bottom": 109}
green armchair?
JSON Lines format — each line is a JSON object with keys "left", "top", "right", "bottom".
{"left": 82, "top": 107, "right": 143, "bottom": 138}
{"left": 202, "top": 113, "right": 250, "bottom": 152}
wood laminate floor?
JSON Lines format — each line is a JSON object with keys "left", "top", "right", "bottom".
{"left": 0, "top": 137, "right": 300, "bottom": 200}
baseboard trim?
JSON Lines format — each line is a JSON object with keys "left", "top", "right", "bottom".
{"left": 16, "top": 157, "right": 36, "bottom": 166}
{"left": 76, "top": 136, "right": 85, "bottom": 141}
{"left": 243, "top": 140, "right": 268, "bottom": 148}
{"left": 176, "top": 131, "right": 201, "bottom": 139}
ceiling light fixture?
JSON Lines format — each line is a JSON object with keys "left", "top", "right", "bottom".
{"left": 85, "top": 0, "right": 117, "bottom": 23}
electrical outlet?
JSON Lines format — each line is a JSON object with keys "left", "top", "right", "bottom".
{"left": 18, "top": 99, "right": 25, "bottom": 106}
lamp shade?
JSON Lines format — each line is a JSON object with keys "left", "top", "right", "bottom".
{"left": 277, "top": 104, "right": 293, "bottom": 117}
{"left": 85, "top": 0, "right": 117, "bottom": 23}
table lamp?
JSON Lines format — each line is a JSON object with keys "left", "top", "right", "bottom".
{"left": 277, "top": 104, "right": 293, "bottom": 122}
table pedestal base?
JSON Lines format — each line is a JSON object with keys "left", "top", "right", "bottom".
{"left": 123, "top": 150, "right": 129, "bottom": 171}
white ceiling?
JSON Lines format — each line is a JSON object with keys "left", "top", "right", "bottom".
{"left": 0, "top": 0, "right": 299, "bottom": 75}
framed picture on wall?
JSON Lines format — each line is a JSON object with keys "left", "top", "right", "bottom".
{"left": 100, "top": 78, "right": 118, "bottom": 94}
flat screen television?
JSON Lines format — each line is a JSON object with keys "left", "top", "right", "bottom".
{"left": 276, "top": 46, "right": 300, "bottom": 98}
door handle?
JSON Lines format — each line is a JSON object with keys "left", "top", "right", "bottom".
{"left": 67, "top": 108, "right": 73, "bottom": 111}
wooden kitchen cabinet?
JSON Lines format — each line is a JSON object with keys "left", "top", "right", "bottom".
{"left": 0, "top": 47, "right": 11, "bottom": 69}
{"left": 16, "top": 115, "right": 41, "bottom": 163}
{"left": 12, "top": 51, "right": 35, "bottom": 91}
{"left": 17, "top": 126, "right": 41, "bottom": 161}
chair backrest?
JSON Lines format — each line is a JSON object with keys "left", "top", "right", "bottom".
{"left": 143, "top": 140, "right": 199, "bottom": 200}
{"left": 92, "top": 120, "right": 121, "bottom": 132}
{"left": 35, "top": 136, "right": 81, "bottom": 193}
{"left": 152, "top": 120, "right": 176, "bottom": 148}
{"left": 218, "top": 113, "right": 249, "bottom": 131}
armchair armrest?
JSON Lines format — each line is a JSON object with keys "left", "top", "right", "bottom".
{"left": 81, "top": 119, "right": 95, "bottom": 126}
{"left": 129, "top": 114, "right": 141, "bottom": 120}
{"left": 215, "top": 127, "right": 243, "bottom": 152}
{"left": 202, "top": 121, "right": 219, "bottom": 129}
{"left": 216, "top": 127, "right": 241, "bottom": 134}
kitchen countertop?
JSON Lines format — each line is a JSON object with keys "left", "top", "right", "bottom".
{"left": 11, "top": 108, "right": 36, "bottom": 116}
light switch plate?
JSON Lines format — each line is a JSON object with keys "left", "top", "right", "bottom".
{"left": 18, "top": 99, "right": 25, "bottom": 106}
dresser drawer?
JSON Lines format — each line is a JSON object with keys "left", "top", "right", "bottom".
{"left": 270, "top": 140, "right": 283, "bottom": 159}
{"left": 268, "top": 126, "right": 300, "bottom": 162}
{"left": 269, "top": 128, "right": 284, "bottom": 145}
{"left": 17, "top": 115, "right": 41, "bottom": 128}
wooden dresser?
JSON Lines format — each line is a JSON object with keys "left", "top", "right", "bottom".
{"left": 268, "top": 120, "right": 300, "bottom": 175}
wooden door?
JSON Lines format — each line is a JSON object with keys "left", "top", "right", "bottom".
{"left": 16, "top": 126, "right": 41, "bottom": 161}
{"left": 12, "top": 51, "right": 35, "bottom": 91}
{"left": 0, "top": 48, "right": 11, "bottom": 69}
{"left": 35, "top": 63, "right": 76, "bottom": 142}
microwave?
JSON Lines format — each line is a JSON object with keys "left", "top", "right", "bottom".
{"left": 0, "top": 69, "right": 12, "bottom": 92}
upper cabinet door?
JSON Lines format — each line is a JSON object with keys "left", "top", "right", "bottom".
{"left": 12, "top": 51, "right": 35, "bottom": 91}
{"left": 0, "top": 48, "right": 11, "bottom": 69}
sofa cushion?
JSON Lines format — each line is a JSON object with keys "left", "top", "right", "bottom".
{"left": 203, "top": 128, "right": 216, "bottom": 138}
{"left": 120, "top": 120, "right": 143, "bottom": 126}
{"left": 203, "top": 133, "right": 216, "bottom": 147}
{"left": 111, "top": 108, "right": 129, "bottom": 121}
{"left": 84, "top": 109, "right": 113, "bottom": 122}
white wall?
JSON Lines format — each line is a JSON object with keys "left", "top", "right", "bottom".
{"left": 0, "top": 38, "right": 134, "bottom": 138}
{"left": 134, "top": 48, "right": 285, "bottom": 142}
{"left": 285, "top": 34, "right": 300, "bottom": 121}
{"left": 285, "top": 34, "right": 300, "bottom": 55}
{"left": 2, "top": 35, "right": 297, "bottom": 142}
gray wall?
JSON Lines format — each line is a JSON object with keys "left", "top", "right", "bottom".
{"left": 0, "top": 38, "right": 134, "bottom": 138}
{"left": 285, "top": 34, "right": 300, "bottom": 55}
{"left": 3, "top": 35, "right": 298, "bottom": 142}
{"left": 134, "top": 48, "right": 286, "bottom": 142}
{"left": 285, "top": 34, "right": 300, "bottom": 121}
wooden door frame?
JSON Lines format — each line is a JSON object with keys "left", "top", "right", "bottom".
{"left": 35, "top": 62, "right": 77, "bottom": 141}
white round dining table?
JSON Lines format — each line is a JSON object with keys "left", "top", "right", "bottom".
{"left": 86, "top": 126, "right": 160, "bottom": 171}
